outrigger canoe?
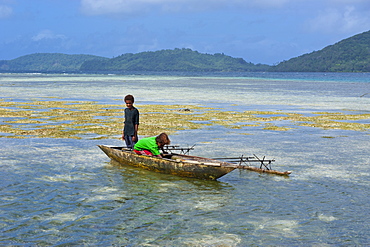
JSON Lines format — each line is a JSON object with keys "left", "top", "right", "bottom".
{"left": 98, "top": 145, "right": 292, "bottom": 180}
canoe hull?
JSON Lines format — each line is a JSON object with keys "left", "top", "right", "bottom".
{"left": 98, "top": 145, "right": 235, "bottom": 180}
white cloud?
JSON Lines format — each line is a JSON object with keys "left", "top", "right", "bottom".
{"left": 32, "top": 30, "right": 67, "bottom": 41}
{"left": 308, "top": 6, "right": 370, "bottom": 34}
{"left": 80, "top": 0, "right": 152, "bottom": 15}
{"left": 0, "top": 4, "right": 12, "bottom": 18}
{"left": 329, "top": 0, "right": 369, "bottom": 3}
{"left": 80, "top": 0, "right": 290, "bottom": 15}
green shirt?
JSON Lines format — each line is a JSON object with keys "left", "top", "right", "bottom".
{"left": 133, "top": 136, "right": 160, "bottom": 156}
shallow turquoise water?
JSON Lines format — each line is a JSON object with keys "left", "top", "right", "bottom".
{"left": 1, "top": 72, "right": 370, "bottom": 246}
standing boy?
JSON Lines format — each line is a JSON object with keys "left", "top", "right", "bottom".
{"left": 122, "top": 95, "right": 139, "bottom": 149}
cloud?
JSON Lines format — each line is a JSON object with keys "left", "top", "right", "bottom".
{"left": 80, "top": 0, "right": 290, "bottom": 16}
{"left": 329, "top": 0, "right": 370, "bottom": 4}
{"left": 308, "top": 5, "right": 370, "bottom": 34}
{"left": 32, "top": 30, "right": 67, "bottom": 42}
{"left": 0, "top": 4, "right": 12, "bottom": 18}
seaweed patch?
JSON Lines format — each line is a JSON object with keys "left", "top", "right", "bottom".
{"left": 0, "top": 98, "right": 369, "bottom": 139}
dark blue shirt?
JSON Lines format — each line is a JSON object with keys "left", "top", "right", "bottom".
{"left": 124, "top": 107, "right": 139, "bottom": 136}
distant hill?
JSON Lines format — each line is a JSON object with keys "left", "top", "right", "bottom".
{"left": 270, "top": 30, "right": 370, "bottom": 72}
{"left": 80, "top": 48, "right": 270, "bottom": 72}
{"left": 0, "top": 53, "right": 108, "bottom": 72}
{"left": 4, "top": 31, "right": 370, "bottom": 73}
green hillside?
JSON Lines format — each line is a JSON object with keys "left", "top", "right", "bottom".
{"left": 0, "top": 53, "right": 108, "bottom": 72}
{"left": 4, "top": 31, "right": 370, "bottom": 73}
{"left": 270, "top": 30, "right": 370, "bottom": 72}
{"left": 80, "top": 48, "right": 269, "bottom": 72}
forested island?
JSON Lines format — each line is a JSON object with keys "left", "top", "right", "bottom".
{"left": 80, "top": 48, "right": 269, "bottom": 72}
{"left": 1, "top": 30, "right": 370, "bottom": 73}
{"left": 271, "top": 30, "right": 370, "bottom": 72}
{"left": 0, "top": 49, "right": 268, "bottom": 73}
{"left": 0, "top": 53, "right": 108, "bottom": 72}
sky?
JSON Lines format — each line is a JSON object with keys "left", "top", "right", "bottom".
{"left": 1, "top": 0, "right": 370, "bottom": 65}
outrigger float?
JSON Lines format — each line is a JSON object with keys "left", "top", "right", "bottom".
{"left": 98, "top": 145, "right": 292, "bottom": 180}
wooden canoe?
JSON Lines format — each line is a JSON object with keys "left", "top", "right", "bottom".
{"left": 98, "top": 145, "right": 292, "bottom": 180}
{"left": 98, "top": 145, "right": 236, "bottom": 180}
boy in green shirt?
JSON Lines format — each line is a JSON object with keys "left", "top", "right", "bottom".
{"left": 133, "top": 133, "right": 171, "bottom": 158}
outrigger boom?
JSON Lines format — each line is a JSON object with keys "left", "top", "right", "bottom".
{"left": 212, "top": 155, "right": 292, "bottom": 176}
{"left": 162, "top": 144, "right": 195, "bottom": 155}
{"left": 164, "top": 145, "right": 292, "bottom": 176}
